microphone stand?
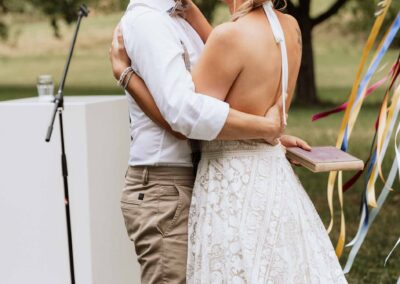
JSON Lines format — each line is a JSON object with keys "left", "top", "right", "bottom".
{"left": 45, "top": 5, "right": 89, "bottom": 284}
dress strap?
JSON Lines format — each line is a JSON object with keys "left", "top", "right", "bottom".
{"left": 263, "top": 1, "right": 289, "bottom": 125}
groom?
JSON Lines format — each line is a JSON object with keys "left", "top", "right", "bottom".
{"left": 111, "top": 0, "right": 310, "bottom": 283}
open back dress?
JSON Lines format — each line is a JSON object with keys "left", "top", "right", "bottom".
{"left": 186, "top": 2, "right": 348, "bottom": 283}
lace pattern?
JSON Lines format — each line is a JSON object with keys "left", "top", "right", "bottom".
{"left": 187, "top": 140, "right": 347, "bottom": 283}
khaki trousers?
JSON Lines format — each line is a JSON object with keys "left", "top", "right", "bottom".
{"left": 121, "top": 166, "right": 195, "bottom": 284}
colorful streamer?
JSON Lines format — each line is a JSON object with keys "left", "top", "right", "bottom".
{"left": 365, "top": 15, "right": 400, "bottom": 208}
{"left": 312, "top": 65, "right": 397, "bottom": 122}
{"left": 383, "top": 102, "right": 400, "bottom": 266}
{"left": 342, "top": 53, "right": 399, "bottom": 271}
{"left": 341, "top": 58, "right": 399, "bottom": 193}
{"left": 343, "top": 84, "right": 400, "bottom": 273}
{"left": 326, "top": 0, "right": 394, "bottom": 258}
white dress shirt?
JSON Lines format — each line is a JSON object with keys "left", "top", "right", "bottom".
{"left": 121, "top": 0, "right": 230, "bottom": 167}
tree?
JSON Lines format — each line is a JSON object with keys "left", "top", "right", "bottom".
{"left": 1, "top": 0, "right": 397, "bottom": 104}
{"left": 196, "top": 0, "right": 351, "bottom": 105}
{"left": 193, "top": 0, "right": 350, "bottom": 105}
{"left": 29, "top": 0, "right": 82, "bottom": 38}
{"left": 0, "top": 0, "right": 221, "bottom": 39}
{"left": 346, "top": 0, "right": 400, "bottom": 47}
{"left": 0, "top": 0, "right": 83, "bottom": 39}
{"left": 194, "top": 0, "right": 220, "bottom": 22}
{"left": 285, "top": 0, "right": 350, "bottom": 105}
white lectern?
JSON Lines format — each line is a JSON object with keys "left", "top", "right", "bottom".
{"left": 0, "top": 96, "right": 141, "bottom": 284}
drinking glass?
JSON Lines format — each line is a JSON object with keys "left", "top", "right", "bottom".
{"left": 37, "top": 75, "right": 55, "bottom": 102}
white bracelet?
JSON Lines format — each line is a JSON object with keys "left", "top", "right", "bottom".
{"left": 118, "top": 67, "right": 133, "bottom": 87}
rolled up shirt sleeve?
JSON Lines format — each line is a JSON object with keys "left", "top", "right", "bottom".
{"left": 121, "top": 10, "right": 229, "bottom": 141}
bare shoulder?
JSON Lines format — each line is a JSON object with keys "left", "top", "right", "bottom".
{"left": 283, "top": 13, "right": 300, "bottom": 32}
{"left": 207, "top": 22, "right": 242, "bottom": 48}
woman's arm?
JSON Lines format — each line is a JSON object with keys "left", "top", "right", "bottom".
{"left": 191, "top": 23, "right": 241, "bottom": 102}
{"left": 127, "top": 74, "right": 186, "bottom": 140}
{"left": 110, "top": 22, "right": 310, "bottom": 149}
{"left": 184, "top": 1, "right": 213, "bottom": 43}
{"left": 110, "top": 26, "right": 185, "bottom": 140}
{"left": 110, "top": 24, "right": 284, "bottom": 144}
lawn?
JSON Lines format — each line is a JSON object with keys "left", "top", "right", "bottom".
{"left": 1, "top": 6, "right": 400, "bottom": 284}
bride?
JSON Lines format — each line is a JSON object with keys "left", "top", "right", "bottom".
{"left": 110, "top": 0, "right": 347, "bottom": 282}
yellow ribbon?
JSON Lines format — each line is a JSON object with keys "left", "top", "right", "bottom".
{"left": 326, "top": 0, "right": 392, "bottom": 258}
{"left": 366, "top": 67, "right": 400, "bottom": 205}
{"left": 353, "top": 22, "right": 399, "bottom": 207}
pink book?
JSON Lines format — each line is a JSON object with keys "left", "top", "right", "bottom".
{"left": 286, "top": 146, "right": 364, "bottom": 173}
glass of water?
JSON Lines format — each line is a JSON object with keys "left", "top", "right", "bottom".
{"left": 37, "top": 75, "right": 55, "bottom": 102}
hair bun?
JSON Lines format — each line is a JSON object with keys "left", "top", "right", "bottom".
{"left": 232, "top": 0, "right": 287, "bottom": 21}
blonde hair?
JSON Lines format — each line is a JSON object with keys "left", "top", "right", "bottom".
{"left": 232, "top": 0, "right": 287, "bottom": 21}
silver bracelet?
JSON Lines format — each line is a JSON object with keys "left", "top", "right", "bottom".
{"left": 118, "top": 66, "right": 133, "bottom": 87}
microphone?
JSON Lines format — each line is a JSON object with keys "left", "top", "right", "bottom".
{"left": 46, "top": 4, "right": 89, "bottom": 142}
{"left": 44, "top": 5, "right": 89, "bottom": 284}
{"left": 79, "top": 4, "right": 90, "bottom": 18}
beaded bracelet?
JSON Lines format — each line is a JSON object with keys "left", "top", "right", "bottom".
{"left": 118, "top": 66, "right": 133, "bottom": 87}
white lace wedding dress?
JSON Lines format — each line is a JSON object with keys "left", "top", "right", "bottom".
{"left": 186, "top": 2, "right": 347, "bottom": 284}
{"left": 187, "top": 141, "right": 347, "bottom": 283}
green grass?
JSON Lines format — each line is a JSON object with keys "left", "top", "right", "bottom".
{"left": 1, "top": 7, "right": 400, "bottom": 284}
{"left": 288, "top": 106, "right": 400, "bottom": 283}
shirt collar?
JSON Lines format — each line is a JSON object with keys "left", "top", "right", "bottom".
{"left": 129, "top": 0, "right": 176, "bottom": 12}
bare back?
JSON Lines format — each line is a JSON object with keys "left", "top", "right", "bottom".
{"left": 192, "top": 6, "right": 302, "bottom": 118}
{"left": 225, "top": 8, "right": 301, "bottom": 116}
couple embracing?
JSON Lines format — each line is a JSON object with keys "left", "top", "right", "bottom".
{"left": 109, "top": 0, "right": 347, "bottom": 283}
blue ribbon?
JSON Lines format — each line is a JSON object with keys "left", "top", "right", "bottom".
{"left": 341, "top": 13, "right": 400, "bottom": 151}
{"left": 342, "top": 13, "right": 400, "bottom": 273}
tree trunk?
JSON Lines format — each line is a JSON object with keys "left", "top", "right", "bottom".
{"left": 195, "top": 0, "right": 219, "bottom": 22}
{"left": 295, "top": 16, "right": 319, "bottom": 105}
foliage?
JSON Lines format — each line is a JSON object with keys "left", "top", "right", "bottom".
{"left": 1, "top": 0, "right": 398, "bottom": 104}
{"left": 346, "top": 0, "right": 399, "bottom": 31}
{"left": 0, "top": 0, "right": 82, "bottom": 39}
{"left": 1, "top": 0, "right": 397, "bottom": 39}
{"left": 0, "top": 0, "right": 222, "bottom": 40}
{"left": 0, "top": 21, "right": 7, "bottom": 39}
{"left": 193, "top": 0, "right": 220, "bottom": 22}
{"left": 0, "top": 0, "right": 27, "bottom": 39}
{"left": 28, "top": 0, "right": 83, "bottom": 37}
{"left": 0, "top": 0, "right": 127, "bottom": 39}
{"left": 344, "top": 0, "right": 400, "bottom": 47}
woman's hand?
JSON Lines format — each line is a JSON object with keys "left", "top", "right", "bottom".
{"left": 109, "top": 24, "right": 131, "bottom": 80}
{"left": 280, "top": 135, "right": 311, "bottom": 151}
{"left": 280, "top": 135, "right": 311, "bottom": 166}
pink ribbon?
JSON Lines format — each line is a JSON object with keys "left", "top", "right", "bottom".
{"left": 312, "top": 64, "right": 396, "bottom": 122}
